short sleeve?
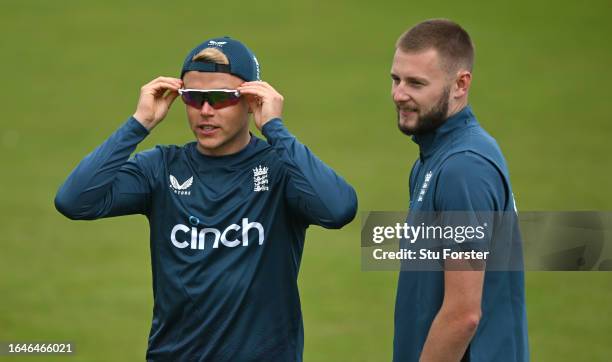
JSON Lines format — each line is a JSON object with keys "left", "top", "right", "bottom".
{"left": 433, "top": 151, "right": 507, "bottom": 253}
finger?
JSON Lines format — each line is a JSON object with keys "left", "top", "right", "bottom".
{"left": 243, "top": 93, "right": 258, "bottom": 105}
{"left": 145, "top": 76, "right": 183, "bottom": 89}
{"left": 239, "top": 81, "right": 272, "bottom": 91}
{"left": 239, "top": 86, "right": 283, "bottom": 106}
{"left": 239, "top": 83, "right": 280, "bottom": 98}
{"left": 144, "top": 81, "right": 182, "bottom": 95}
{"left": 237, "top": 86, "right": 270, "bottom": 97}
{"left": 241, "top": 93, "right": 265, "bottom": 109}
{"left": 144, "top": 80, "right": 180, "bottom": 90}
{"left": 242, "top": 81, "right": 276, "bottom": 93}
{"left": 243, "top": 94, "right": 262, "bottom": 109}
{"left": 163, "top": 90, "right": 180, "bottom": 108}
{"left": 152, "top": 76, "right": 183, "bottom": 86}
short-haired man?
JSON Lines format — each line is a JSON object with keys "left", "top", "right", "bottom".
{"left": 391, "top": 20, "right": 529, "bottom": 361}
{"left": 55, "top": 36, "right": 357, "bottom": 361}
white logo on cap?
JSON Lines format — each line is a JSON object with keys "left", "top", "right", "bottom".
{"left": 208, "top": 40, "right": 227, "bottom": 47}
{"left": 253, "top": 55, "right": 260, "bottom": 80}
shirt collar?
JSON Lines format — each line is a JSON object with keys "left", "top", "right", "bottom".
{"left": 412, "top": 105, "right": 476, "bottom": 160}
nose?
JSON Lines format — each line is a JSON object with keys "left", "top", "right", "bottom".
{"left": 200, "top": 101, "right": 215, "bottom": 116}
{"left": 392, "top": 85, "right": 411, "bottom": 104}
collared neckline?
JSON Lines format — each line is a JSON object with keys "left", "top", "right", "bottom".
{"left": 412, "top": 105, "right": 476, "bottom": 160}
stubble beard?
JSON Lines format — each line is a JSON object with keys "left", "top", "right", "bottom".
{"left": 397, "top": 86, "right": 451, "bottom": 136}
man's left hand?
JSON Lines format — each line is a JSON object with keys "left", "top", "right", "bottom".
{"left": 238, "top": 81, "right": 284, "bottom": 130}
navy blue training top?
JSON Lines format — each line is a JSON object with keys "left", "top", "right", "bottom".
{"left": 55, "top": 117, "right": 357, "bottom": 362}
{"left": 393, "top": 106, "right": 529, "bottom": 362}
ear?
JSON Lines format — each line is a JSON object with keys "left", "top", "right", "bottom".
{"left": 453, "top": 71, "right": 472, "bottom": 99}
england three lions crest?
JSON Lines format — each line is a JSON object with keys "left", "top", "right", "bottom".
{"left": 253, "top": 165, "right": 269, "bottom": 192}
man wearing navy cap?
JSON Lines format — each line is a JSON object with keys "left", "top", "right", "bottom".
{"left": 390, "top": 20, "right": 529, "bottom": 361}
{"left": 55, "top": 36, "right": 357, "bottom": 361}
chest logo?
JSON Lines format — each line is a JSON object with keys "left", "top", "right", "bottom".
{"left": 169, "top": 175, "right": 193, "bottom": 196}
{"left": 253, "top": 165, "right": 269, "bottom": 192}
{"left": 417, "top": 171, "right": 433, "bottom": 202}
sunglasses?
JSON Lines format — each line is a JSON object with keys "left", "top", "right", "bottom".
{"left": 178, "top": 89, "right": 241, "bottom": 109}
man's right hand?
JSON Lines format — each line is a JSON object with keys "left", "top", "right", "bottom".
{"left": 133, "top": 77, "right": 183, "bottom": 131}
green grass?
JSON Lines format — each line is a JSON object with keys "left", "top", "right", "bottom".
{"left": 1, "top": 0, "right": 611, "bottom": 361}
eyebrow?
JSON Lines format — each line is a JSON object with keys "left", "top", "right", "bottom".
{"left": 390, "top": 73, "right": 430, "bottom": 84}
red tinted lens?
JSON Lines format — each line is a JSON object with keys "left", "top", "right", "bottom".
{"left": 208, "top": 92, "right": 241, "bottom": 109}
{"left": 181, "top": 92, "right": 205, "bottom": 108}
{"left": 181, "top": 91, "right": 240, "bottom": 109}
{"left": 209, "top": 96, "right": 241, "bottom": 109}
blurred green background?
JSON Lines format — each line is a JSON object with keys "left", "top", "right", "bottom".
{"left": 1, "top": 0, "right": 611, "bottom": 361}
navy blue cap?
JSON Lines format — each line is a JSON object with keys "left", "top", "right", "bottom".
{"left": 180, "top": 36, "right": 260, "bottom": 81}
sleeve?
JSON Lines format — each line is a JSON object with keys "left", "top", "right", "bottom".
{"left": 433, "top": 151, "right": 507, "bottom": 252}
{"left": 262, "top": 118, "right": 358, "bottom": 229}
{"left": 435, "top": 151, "right": 505, "bottom": 211}
{"left": 54, "top": 116, "right": 160, "bottom": 220}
